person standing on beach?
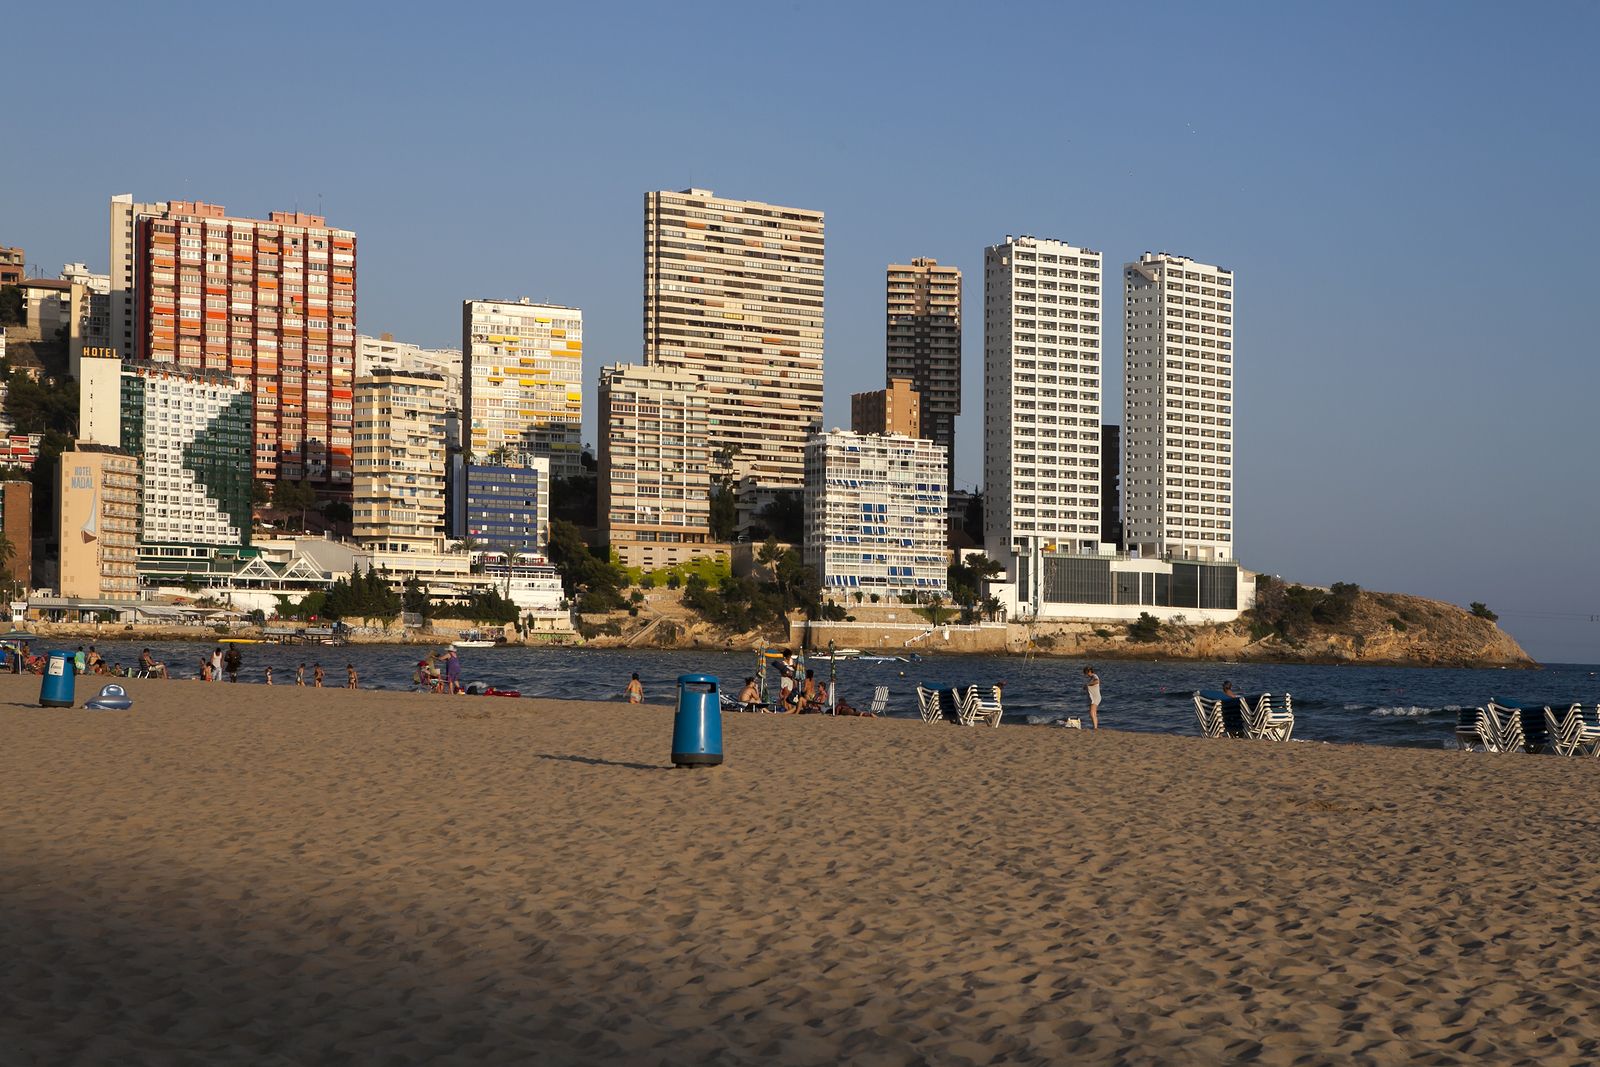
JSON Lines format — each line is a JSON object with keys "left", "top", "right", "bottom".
{"left": 313, "top": 663, "right": 325, "bottom": 688}
{"left": 224, "top": 645, "right": 242, "bottom": 683}
{"left": 1082, "top": 666, "right": 1101, "bottom": 730}
{"left": 296, "top": 663, "right": 306, "bottom": 686}
{"left": 210, "top": 647, "right": 224, "bottom": 681}
{"left": 346, "top": 664, "right": 358, "bottom": 689}
{"left": 625, "top": 673, "right": 643, "bottom": 703}
{"left": 264, "top": 666, "right": 274, "bottom": 686}
{"left": 443, "top": 649, "right": 462, "bottom": 694}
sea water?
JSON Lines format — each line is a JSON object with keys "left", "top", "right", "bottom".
{"left": 76, "top": 640, "right": 1600, "bottom": 751}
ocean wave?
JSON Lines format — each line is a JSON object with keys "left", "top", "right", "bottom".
{"left": 1024, "top": 713, "right": 1066, "bottom": 726}
{"left": 1368, "top": 706, "right": 1439, "bottom": 718}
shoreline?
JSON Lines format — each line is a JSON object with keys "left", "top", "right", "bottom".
{"left": 5, "top": 675, "right": 1599, "bottom": 1062}
{"left": 13, "top": 623, "right": 1540, "bottom": 670}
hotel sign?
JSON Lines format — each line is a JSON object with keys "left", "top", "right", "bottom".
{"left": 81, "top": 347, "right": 119, "bottom": 359}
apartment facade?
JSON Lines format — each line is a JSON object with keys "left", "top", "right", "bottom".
{"left": 803, "top": 429, "right": 948, "bottom": 598}
{"left": 644, "top": 188, "right": 824, "bottom": 486}
{"left": 132, "top": 200, "right": 357, "bottom": 491}
{"left": 1, "top": 479, "right": 32, "bottom": 589}
{"left": 352, "top": 369, "right": 448, "bottom": 552}
{"left": 58, "top": 446, "right": 140, "bottom": 600}
{"left": 59, "top": 262, "right": 112, "bottom": 373}
{"left": 120, "top": 360, "right": 254, "bottom": 550}
{"left": 109, "top": 195, "right": 167, "bottom": 360}
{"left": 886, "top": 258, "right": 962, "bottom": 487}
{"left": 1122, "top": 253, "right": 1235, "bottom": 561}
{"left": 598, "top": 362, "right": 714, "bottom": 569}
{"left": 850, "top": 377, "right": 921, "bottom": 437}
{"left": 0, "top": 246, "right": 23, "bottom": 287}
{"left": 982, "top": 235, "right": 1105, "bottom": 603}
{"left": 461, "top": 299, "right": 582, "bottom": 479}
{"left": 357, "top": 333, "right": 462, "bottom": 405}
{"left": 465, "top": 459, "right": 550, "bottom": 557}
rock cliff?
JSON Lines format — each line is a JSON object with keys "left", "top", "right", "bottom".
{"left": 1021, "top": 589, "right": 1536, "bottom": 668}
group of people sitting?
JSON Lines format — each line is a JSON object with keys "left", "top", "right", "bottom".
{"left": 727, "top": 651, "right": 873, "bottom": 716}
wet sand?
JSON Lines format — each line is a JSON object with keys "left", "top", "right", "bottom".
{"left": 3, "top": 675, "right": 1599, "bottom": 1065}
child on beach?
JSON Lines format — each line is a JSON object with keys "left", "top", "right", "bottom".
{"left": 264, "top": 666, "right": 273, "bottom": 686}
{"left": 313, "top": 663, "right": 325, "bottom": 688}
{"left": 346, "top": 664, "right": 358, "bottom": 689}
{"left": 625, "top": 673, "right": 643, "bottom": 703}
{"left": 1083, "top": 666, "right": 1101, "bottom": 730}
{"left": 296, "top": 663, "right": 306, "bottom": 686}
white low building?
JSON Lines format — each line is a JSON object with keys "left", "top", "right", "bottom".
{"left": 803, "top": 429, "right": 948, "bottom": 598}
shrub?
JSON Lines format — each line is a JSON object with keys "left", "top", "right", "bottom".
{"left": 1388, "top": 617, "right": 1408, "bottom": 632}
{"left": 1093, "top": 628, "right": 1112, "bottom": 639}
{"left": 1469, "top": 602, "right": 1499, "bottom": 622}
{"left": 1128, "top": 612, "right": 1162, "bottom": 642}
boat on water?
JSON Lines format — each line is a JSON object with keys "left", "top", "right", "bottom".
{"left": 452, "top": 630, "right": 501, "bottom": 649}
{"left": 857, "top": 654, "right": 908, "bottom": 664}
{"left": 810, "top": 647, "right": 864, "bottom": 660}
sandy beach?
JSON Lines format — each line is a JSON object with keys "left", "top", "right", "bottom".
{"left": 3, "top": 675, "right": 1599, "bottom": 1065}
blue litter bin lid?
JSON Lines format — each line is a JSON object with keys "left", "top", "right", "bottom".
{"left": 678, "top": 673, "right": 719, "bottom": 685}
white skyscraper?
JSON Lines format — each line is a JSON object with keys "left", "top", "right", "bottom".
{"left": 982, "top": 235, "right": 1104, "bottom": 598}
{"left": 1122, "top": 253, "right": 1235, "bottom": 561}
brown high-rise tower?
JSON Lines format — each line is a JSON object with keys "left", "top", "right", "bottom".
{"left": 885, "top": 258, "right": 961, "bottom": 487}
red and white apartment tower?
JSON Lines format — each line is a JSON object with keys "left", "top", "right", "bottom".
{"left": 133, "top": 201, "right": 356, "bottom": 492}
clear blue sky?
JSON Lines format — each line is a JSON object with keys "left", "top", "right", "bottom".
{"left": 5, "top": 1, "right": 1598, "bottom": 662}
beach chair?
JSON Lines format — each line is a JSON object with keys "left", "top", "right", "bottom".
{"left": 915, "top": 686, "right": 944, "bottom": 725}
{"left": 867, "top": 686, "right": 889, "bottom": 716}
{"left": 1456, "top": 707, "right": 1497, "bottom": 752}
{"left": 952, "top": 686, "right": 982, "bottom": 727}
{"left": 1192, "top": 693, "right": 1227, "bottom": 738}
{"left": 1487, "top": 701, "right": 1527, "bottom": 753}
{"left": 1544, "top": 704, "right": 1600, "bottom": 757}
{"left": 1245, "top": 693, "right": 1294, "bottom": 741}
{"left": 972, "top": 685, "right": 1004, "bottom": 728}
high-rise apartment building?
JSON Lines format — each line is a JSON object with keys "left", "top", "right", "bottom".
{"left": 850, "top": 377, "right": 921, "bottom": 437}
{"left": 108, "top": 195, "right": 167, "bottom": 359}
{"left": 598, "top": 363, "right": 714, "bottom": 569}
{"left": 132, "top": 200, "right": 356, "bottom": 491}
{"left": 1, "top": 479, "right": 33, "bottom": 589}
{"left": 803, "top": 429, "right": 948, "bottom": 598}
{"left": 644, "top": 188, "right": 824, "bottom": 486}
{"left": 60, "top": 262, "right": 112, "bottom": 374}
{"left": 886, "top": 258, "right": 962, "bottom": 486}
{"left": 357, "top": 333, "right": 462, "bottom": 405}
{"left": 352, "top": 369, "right": 448, "bottom": 551}
{"left": 461, "top": 299, "right": 583, "bottom": 479}
{"left": 1123, "top": 253, "right": 1235, "bottom": 561}
{"left": 121, "top": 361, "right": 254, "bottom": 551}
{"left": 465, "top": 460, "right": 550, "bottom": 558}
{"left": 58, "top": 445, "right": 140, "bottom": 600}
{"left": 982, "top": 235, "right": 1104, "bottom": 592}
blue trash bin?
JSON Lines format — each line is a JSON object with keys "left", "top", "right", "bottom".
{"left": 40, "top": 649, "right": 75, "bottom": 707}
{"left": 671, "top": 673, "right": 723, "bottom": 767}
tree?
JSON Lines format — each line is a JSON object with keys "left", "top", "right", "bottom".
{"left": 1469, "top": 602, "right": 1499, "bottom": 623}
{"left": 402, "top": 577, "right": 435, "bottom": 619}
{"left": 271, "top": 477, "right": 316, "bottom": 531}
{"left": 708, "top": 477, "right": 737, "bottom": 541}
{"left": 0, "top": 286, "right": 23, "bottom": 327}
{"left": 753, "top": 492, "right": 803, "bottom": 543}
